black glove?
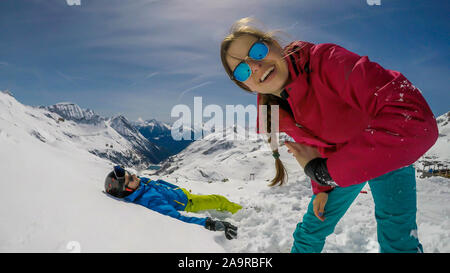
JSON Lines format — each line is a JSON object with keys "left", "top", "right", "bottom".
{"left": 304, "top": 158, "right": 338, "bottom": 187}
{"left": 204, "top": 217, "right": 238, "bottom": 240}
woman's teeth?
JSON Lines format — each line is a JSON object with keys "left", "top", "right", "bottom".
{"left": 260, "top": 66, "right": 275, "bottom": 82}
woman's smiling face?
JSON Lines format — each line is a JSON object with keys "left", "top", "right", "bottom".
{"left": 225, "top": 34, "right": 290, "bottom": 95}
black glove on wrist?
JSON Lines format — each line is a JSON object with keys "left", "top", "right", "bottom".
{"left": 205, "top": 217, "right": 238, "bottom": 240}
{"left": 304, "top": 158, "right": 338, "bottom": 187}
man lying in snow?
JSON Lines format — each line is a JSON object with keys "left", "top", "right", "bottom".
{"left": 104, "top": 166, "right": 242, "bottom": 240}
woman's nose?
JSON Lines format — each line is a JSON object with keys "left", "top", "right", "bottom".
{"left": 247, "top": 59, "right": 262, "bottom": 74}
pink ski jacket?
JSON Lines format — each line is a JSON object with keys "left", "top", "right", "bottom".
{"left": 257, "top": 41, "right": 438, "bottom": 194}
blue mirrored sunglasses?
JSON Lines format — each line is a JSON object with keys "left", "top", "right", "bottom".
{"left": 231, "top": 40, "right": 269, "bottom": 82}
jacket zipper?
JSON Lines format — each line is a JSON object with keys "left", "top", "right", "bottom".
{"left": 173, "top": 200, "right": 185, "bottom": 206}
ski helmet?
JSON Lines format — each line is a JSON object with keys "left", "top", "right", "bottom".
{"left": 104, "top": 166, "right": 133, "bottom": 198}
{"left": 105, "top": 171, "right": 125, "bottom": 198}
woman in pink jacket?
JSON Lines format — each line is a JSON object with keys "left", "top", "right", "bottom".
{"left": 220, "top": 18, "right": 438, "bottom": 253}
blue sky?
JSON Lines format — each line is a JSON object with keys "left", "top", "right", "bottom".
{"left": 0, "top": 0, "right": 448, "bottom": 123}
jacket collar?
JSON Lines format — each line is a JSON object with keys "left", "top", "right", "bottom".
{"left": 256, "top": 41, "right": 314, "bottom": 132}
{"left": 282, "top": 41, "right": 315, "bottom": 99}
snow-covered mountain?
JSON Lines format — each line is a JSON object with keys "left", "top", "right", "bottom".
{"left": 135, "top": 118, "right": 194, "bottom": 159}
{"left": 1, "top": 91, "right": 161, "bottom": 169}
{"left": 134, "top": 118, "right": 171, "bottom": 136}
{"left": 416, "top": 111, "right": 450, "bottom": 172}
{"left": 108, "top": 115, "right": 164, "bottom": 164}
{"left": 154, "top": 126, "right": 273, "bottom": 182}
{"left": 44, "top": 102, "right": 104, "bottom": 125}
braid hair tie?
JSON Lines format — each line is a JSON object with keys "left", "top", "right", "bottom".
{"left": 272, "top": 151, "right": 280, "bottom": 159}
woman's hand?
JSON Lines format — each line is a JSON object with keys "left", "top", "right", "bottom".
{"left": 313, "top": 192, "right": 328, "bottom": 221}
{"left": 285, "top": 141, "right": 321, "bottom": 169}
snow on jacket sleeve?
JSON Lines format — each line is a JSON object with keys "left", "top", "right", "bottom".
{"left": 312, "top": 43, "right": 438, "bottom": 187}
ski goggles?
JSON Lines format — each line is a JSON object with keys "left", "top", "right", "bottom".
{"left": 231, "top": 39, "right": 269, "bottom": 82}
{"left": 113, "top": 165, "right": 137, "bottom": 192}
{"left": 113, "top": 165, "right": 126, "bottom": 182}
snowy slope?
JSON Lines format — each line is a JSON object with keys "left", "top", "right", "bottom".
{"left": 1, "top": 90, "right": 448, "bottom": 252}
{"left": 0, "top": 91, "right": 224, "bottom": 252}
{"left": 152, "top": 124, "right": 450, "bottom": 253}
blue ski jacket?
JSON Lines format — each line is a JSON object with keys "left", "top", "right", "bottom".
{"left": 123, "top": 177, "right": 207, "bottom": 226}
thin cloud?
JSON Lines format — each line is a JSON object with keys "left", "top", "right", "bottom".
{"left": 176, "top": 81, "right": 213, "bottom": 102}
{"left": 56, "top": 71, "right": 84, "bottom": 82}
{"left": 145, "top": 72, "right": 159, "bottom": 79}
{"left": 129, "top": 71, "right": 160, "bottom": 86}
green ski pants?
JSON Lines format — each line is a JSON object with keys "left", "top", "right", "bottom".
{"left": 182, "top": 189, "right": 242, "bottom": 214}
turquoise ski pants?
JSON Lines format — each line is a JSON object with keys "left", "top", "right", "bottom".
{"left": 291, "top": 165, "right": 423, "bottom": 253}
